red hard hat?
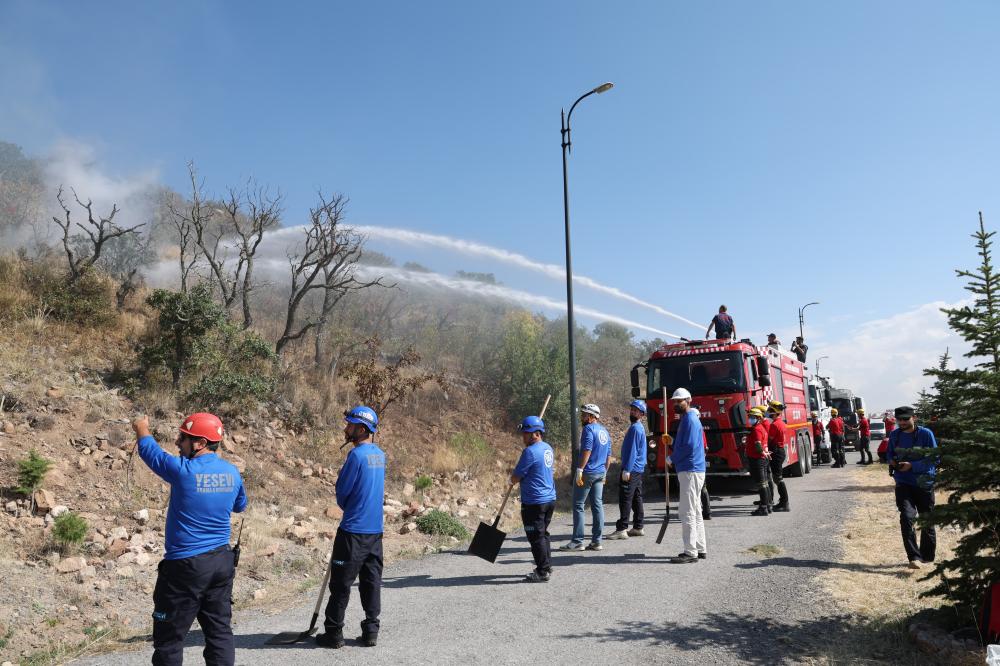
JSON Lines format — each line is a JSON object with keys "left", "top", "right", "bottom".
{"left": 179, "top": 412, "right": 225, "bottom": 443}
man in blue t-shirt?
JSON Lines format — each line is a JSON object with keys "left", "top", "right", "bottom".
{"left": 318, "top": 406, "right": 386, "bottom": 649}
{"left": 667, "top": 389, "right": 708, "bottom": 564}
{"left": 511, "top": 415, "right": 557, "bottom": 582}
{"left": 886, "top": 405, "right": 938, "bottom": 569}
{"left": 608, "top": 400, "right": 648, "bottom": 540}
{"left": 560, "top": 404, "right": 611, "bottom": 551}
{"left": 705, "top": 305, "right": 735, "bottom": 341}
{"left": 133, "top": 412, "right": 247, "bottom": 666}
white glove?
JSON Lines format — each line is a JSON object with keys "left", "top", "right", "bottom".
{"left": 621, "top": 471, "right": 631, "bottom": 482}
{"left": 575, "top": 468, "right": 584, "bottom": 487}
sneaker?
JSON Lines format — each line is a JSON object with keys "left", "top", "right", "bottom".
{"left": 698, "top": 552, "right": 707, "bottom": 560}
{"left": 585, "top": 542, "right": 603, "bottom": 551}
{"left": 773, "top": 504, "right": 790, "bottom": 513}
{"left": 908, "top": 559, "right": 924, "bottom": 570}
{"left": 670, "top": 552, "right": 698, "bottom": 564}
{"left": 627, "top": 528, "right": 645, "bottom": 537}
{"left": 316, "top": 632, "right": 345, "bottom": 649}
{"left": 559, "top": 542, "right": 585, "bottom": 551}
{"left": 356, "top": 633, "right": 377, "bottom": 647}
{"left": 524, "top": 570, "right": 551, "bottom": 582}
{"left": 607, "top": 530, "right": 629, "bottom": 540}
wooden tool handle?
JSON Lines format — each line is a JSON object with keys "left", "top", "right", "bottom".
{"left": 539, "top": 394, "right": 551, "bottom": 419}
{"left": 492, "top": 483, "right": 515, "bottom": 529}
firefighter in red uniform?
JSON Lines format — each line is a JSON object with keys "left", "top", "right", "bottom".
{"left": 827, "top": 408, "right": 847, "bottom": 468}
{"left": 852, "top": 408, "right": 873, "bottom": 465}
{"left": 746, "top": 407, "right": 771, "bottom": 516}
{"left": 766, "top": 402, "right": 790, "bottom": 512}
{"left": 879, "top": 413, "right": 896, "bottom": 463}
{"left": 810, "top": 411, "right": 825, "bottom": 465}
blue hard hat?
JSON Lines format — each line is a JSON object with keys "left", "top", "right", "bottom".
{"left": 518, "top": 415, "right": 545, "bottom": 433}
{"left": 344, "top": 405, "right": 378, "bottom": 433}
{"left": 629, "top": 399, "right": 647, "bottom": 414}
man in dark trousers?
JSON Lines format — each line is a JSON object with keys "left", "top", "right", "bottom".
{"left": 852, "top": 407, "right": 873, "bottom": 465}
{"left": 608, "top": 400, "right": 647, "bottom": 540}
{"left": 828, "top": 408, "right": 847, "bottom": 468}
{"left": 132, "top": 413, "right": 247, "bottom": 666}
{"left": 511, "top": 415, "right": 557, "bottom": 582}
{"left": 705, "top": 305, "right": 736, "bottom": 341}
{"left": 766, "top": 402, "right": 791, "bottom": 512}
{"left": 746, "top": 407, "right": 772, "bottom": 516}
{"left": 317, "top": 406, "right": 385, "bottom": 649}
{"left": 811, "top": 411, "right": 826, "bottom": 465}
{"left": 887, "top": 405, "right": 938, "bottom": 569}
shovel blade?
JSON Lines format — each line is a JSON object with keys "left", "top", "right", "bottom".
{"left": 264, "top": 628, "right": 317, "bottom": 645}
{"left": 468, "top": 522, "right": 506, "bottom": 563}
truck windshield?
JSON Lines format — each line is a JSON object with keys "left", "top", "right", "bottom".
{"left": 647, "top": 352, "right": 746, "bottom": 396}
{"left": 831, "top": 398, "right": 854, "bottom": 414}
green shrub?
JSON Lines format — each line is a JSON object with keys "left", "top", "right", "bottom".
{"left": 414, "top": 474, "right": 433, "bottom": 491}
{"left": 415, "top": 509, "right": 469, "bottom": 539}
{"left": 17, "top": 449, "right": 51, "bottom": 496}
{"left": 449, "top": 432, "right": 490, "bottom": 460}
{"left": 21, "top": 261, "right": 116, "bottom": 327}
{"left": 52, "top": 512, "right": 88, "bottom": 550}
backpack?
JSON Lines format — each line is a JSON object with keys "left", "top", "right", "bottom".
{"left": 982, "top": 581, "right": 1000, "bottom": 644}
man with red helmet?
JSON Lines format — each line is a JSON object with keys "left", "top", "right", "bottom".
{"left": 132, "top": 412, "right": 247, "bottom": 666}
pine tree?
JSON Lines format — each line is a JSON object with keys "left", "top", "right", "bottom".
{"left": 921, "top": 213, "right": 1000, "bottom": 613}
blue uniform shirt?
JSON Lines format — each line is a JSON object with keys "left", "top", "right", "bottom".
{"left": 138, "top": 435, "right": 247, "bottom": 560}
{"left": 580, "top": 422, "right": 611, "bottom": 475}
{"left": 887, "top": 426, "right": 937, "bottom": 488}
{"left": 513, "top": 441, "right": 556, "bottom": 505}
{"left": 672, "top": 409, "right": 706, "bottom": 473}
{"left": 620, "top": 422, "right": 647, "bottom": 474}
{"left": 336, "top": 442, "right": 386, "bottom": 534}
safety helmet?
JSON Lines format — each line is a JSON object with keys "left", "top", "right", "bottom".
{"left": 748, "top": 407, "right": 765, "bottom": 418}
{"left": 857, "top": 408, "right": 865, "bottom": 414}
{"left": 671, "top": 388, "right": 692, "bottom": 401}
{"left": 179, "top": 412, "right": 225, "bottom": 443}
{"left": 768, "top": 400, "right": 784, "bottom": 410}
{"left": 581, "top": 403, "right": 601, "bottom": 418}
{"left": 629, "top": 399, "right": 647, "bottom": 414}
{"left": 518, "top": 415, "right": 545, "bottom": 433}
{"left": 344, "top": 405, "right": 379, "bottom": 433}
{"left": 830, "top": 408, "right": 839, "bottom": 416}
{"left": 810, "top": 411, "right": 818, "bottom": 417}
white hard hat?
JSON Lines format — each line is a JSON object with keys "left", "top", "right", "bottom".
{"left": 581, "top": 403, "right": 601, "bottom": 418}
{"left": 671, "top": 388, "right": 692, "bottom": 401}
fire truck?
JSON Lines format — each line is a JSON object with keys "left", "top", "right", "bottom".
{"left": 630, "top": 338, "right": 814, "bottom": 483}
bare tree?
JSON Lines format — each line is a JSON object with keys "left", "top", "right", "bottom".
{"left": 275, "top": 192, "right": 388, "bottom": 358}
{"left": 163, "top": 169, "right": 205, "bottom": 293}
{"left": 52, "top": 186, "right": 145, "bottom": 284}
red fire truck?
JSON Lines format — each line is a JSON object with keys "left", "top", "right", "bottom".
{"left": 630, "top": 338, "right": 814, "bottom": 483}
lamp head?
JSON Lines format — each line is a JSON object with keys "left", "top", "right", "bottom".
{"left": 593, "top": 82, "right": 614, "bottom": 94}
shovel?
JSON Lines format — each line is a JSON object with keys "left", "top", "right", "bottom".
{"left": 468, "top": 394, "right": 551, "bottom": 563}
{"left": 265, "top": 541, "right": 336, "bottom": 645}
{"left": 656, "top": 387, "right": 672, "bottom": 545}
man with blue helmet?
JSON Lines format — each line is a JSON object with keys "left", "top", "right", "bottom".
{"left": 561, "top": 403, "right": 611, "bottom": 552}
{"left": 317, "top": 406, "right": 385, "bottom": 649}
{"left": 511, "top": 415, "right": 557, "bottom": 582}
{"left": 608, "top": 400, "right": 648, "bottom": 540}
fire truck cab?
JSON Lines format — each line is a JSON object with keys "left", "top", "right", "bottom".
{"left": 631, "top": 338, "right": 814, "bottom": 482}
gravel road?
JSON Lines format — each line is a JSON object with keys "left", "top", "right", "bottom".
{"left": 78, "top": 464, "right": 859, "bottom": 665}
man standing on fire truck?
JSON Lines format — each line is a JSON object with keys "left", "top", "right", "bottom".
{"left": 705, "top": 305, "right": 736, "bottom": 341}
{"left": 828, "top": 408, "right": 846, "bottom": 467}
{"left": 766, "top": 402, "right": 791, "bottom": 512}
{"left": 746, "top": 407, "right": 771, "bottom": 516}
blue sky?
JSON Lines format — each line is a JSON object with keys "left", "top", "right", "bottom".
{"left": 2, "top": 1, "right": 998, "bottom": 408}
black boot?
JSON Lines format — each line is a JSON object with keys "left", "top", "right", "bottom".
{"left": 316, "top": 629, "right": 345, "bottom": 649}
{"left": 357, "top": 632, "right": 378, "bottom": 647}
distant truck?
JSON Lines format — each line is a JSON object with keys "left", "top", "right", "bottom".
{"left": 630, "top": 338, "right": 814, "bottom": 485}
{"left": 827, "top": 387, "right": 866, "bottom": 446}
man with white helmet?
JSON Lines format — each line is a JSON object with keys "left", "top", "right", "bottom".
{"left": 668, "top": 388, "right": 708, "bottom": 563}
{"left": 608, "top": 400, "right": 648, "bottom": 540}
{"left": 560, "top": 403, "right": 611, "bottom": 552}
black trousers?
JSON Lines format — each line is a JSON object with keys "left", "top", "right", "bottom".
{"left": 895, "top": 483, "right": 936, "bottom": 563}
{"left": 768, "top": 447, "right": 789, "bottom": 506}
{"left": 152, "top": 545, "right": 235, "bottom": 666}
{"left": 615, "top": 472, "right": 644, "bottom": 531}
{"left": 813, "top": 434, "right": 824, "bottom": 461}
{"left": 522, "top": 502, "right": 554, "bottom": 574}
{"left": 831, "top": 434, "right": 847, "bottom": 465}
{"left": 748, "top": 457, "right": 771, "bottom": 505}
{"left": 701, "top": 482, "right": 711, "bottom": 518}
{"left": 857, "top": 436, "right": 872, "bottom": 463}
{"left": 324, "top": 529, "right": 383, "bottom": 637}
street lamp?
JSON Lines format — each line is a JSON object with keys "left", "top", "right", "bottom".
{"left": 561, "top": 82, "right": 613, "bottom": 473}
{"left": 798, "top": 301, "right": 819, "bottom": 340}
{"left": 815, "top": 355, "right": 829, "bottom": 377}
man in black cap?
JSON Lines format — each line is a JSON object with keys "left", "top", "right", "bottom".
{"left": 790, "top": 336, "right": 808, "bottom": 363}
{"left": 767, "top": 333, "right": 781, "bottom": 348}
{"left": 886, "top": 406, "right": 938, "bottom": 569}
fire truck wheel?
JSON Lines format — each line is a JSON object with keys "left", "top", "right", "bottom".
{"left": 804, "top": 436, "right": 813, "bottom": 474}
{"left": 787, "top": 438, "right": 806, "bottom": 478}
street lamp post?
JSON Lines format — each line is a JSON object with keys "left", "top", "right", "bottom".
{"left": 815, "top": 355, "right": 829, "bottom": 378}
{"left": 798, "top": 301, "right": 819, "bottom": 340}
{"left": 561, "top": 82, "right": 613, "bottom": 475}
